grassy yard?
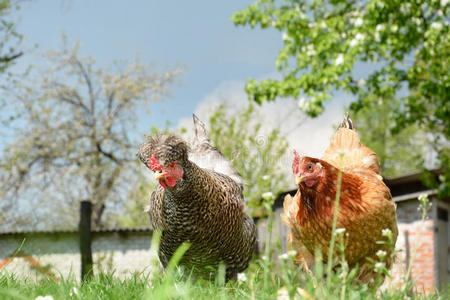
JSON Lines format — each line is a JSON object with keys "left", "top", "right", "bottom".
{"left": 0, "top": 257, "right": 447, "bottom": 300}
{"left": 1, "top": 229, "right": 447, "bottom": 300}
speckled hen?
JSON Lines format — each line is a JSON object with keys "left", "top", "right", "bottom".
{"left": 138, "top": 114, "right": 256, "bottom": 280}
{"left": 282, "top": 114, "right": 398, "bottom": 284}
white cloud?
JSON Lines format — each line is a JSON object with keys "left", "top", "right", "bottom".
{"left": 178, "top": 79, "right": 350, "bottom": 188}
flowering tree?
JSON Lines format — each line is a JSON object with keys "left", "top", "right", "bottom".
{"left": 0, "top": 0, "right": 22, "bottom": 73}
{"left": 233, "top": 0, "right": 449, "bottom": 196}
{"left": 0, "top": 40, "right": 180, "bottom": 230}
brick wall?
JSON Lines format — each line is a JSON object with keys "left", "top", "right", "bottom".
{"left": 389, "top": 199, "right": 436, "bottom": 292}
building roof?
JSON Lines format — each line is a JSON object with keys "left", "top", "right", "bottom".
{"left": 0, "top": 226, "right": 152, "bottom": 236}
{"left": 273, "top": 168, "right": 442, "bottom": 210}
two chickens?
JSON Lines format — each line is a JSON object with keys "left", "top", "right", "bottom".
{"left": 139, "top": 113, "right": 398, "bottom": 284}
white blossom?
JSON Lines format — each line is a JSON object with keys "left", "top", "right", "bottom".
{"left": 69, "top": 287, "right": 79, "bottom": 296}
{"left": 354, "top": 18, "right": 363, "bottom": 27}
{"left": 374, "top": 262, "right": 385, "bottom": 272}
{"left": 376, "top": 24, "right": 386, "bottom": 32}
{"left": 357, "top": 78, "right": 366, "bottom": 86}
{"left": 418, "top": 194, "right": 428, "bottom": 202}
{"left": 376, "top": 250, "right": 387, "bottom": 259}
{"left": 349, "top": 33, "right": 365, "bottom": 47}
{"left": 287, "top": 250, "right": 297, "bottom": 257}
{"left": 237, "top": 272, "right": 247, "bottom": 282}
{"left": 334, "top": 54, "right": 345, "bottom": 66}
{"left": 262, "top": 192, "right": 274, "bottom": 200}
{"left": 262, "top": 175, "right": 270, "bottom": 181}
{"left": 298, "top": 97, "right": 307, "bottom": 109}
{"left": 381, "top": 228, "right": 392, "bottom": 238}
{"left": 334, "top": 228, "right": 346, "bottom": 235}
{"left": 441, "top": 0, "right": 449, "bottom": 7}
{"left": 282, "top": 32, "right": 290, "bottom": 41}
{"left": 391, "top": 25, "right": 398, "bottom": 32}
{"left": 35, "top": 296, "right": 54, "bottom": 300}
{"left": 306, "top": 44, "right": 316, "bottom": 56}
{"left": 279, "top": 253, "right": 289, "bottom": 260}
{"left": 412, "top": 18, "right": 422, "bottom": 26}
{"left": 431, "top": 22, "right": 443, "bottom": 30}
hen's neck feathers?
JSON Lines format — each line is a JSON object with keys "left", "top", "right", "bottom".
{"left": 297, "top": 161, "right": 364, "bottom": 226}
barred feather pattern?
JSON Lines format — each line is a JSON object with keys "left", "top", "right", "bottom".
{"left": 138, "top": 121, "right": 256, "bottom": 281}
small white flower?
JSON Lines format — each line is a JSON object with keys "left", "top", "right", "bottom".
{"left": 279, "top": 253, "right": 289, "bottom": 260}
{"left": 391, "top": 25, "right": 398, "bottom": 32}
{"left": 334, "top": 54, "right": 344, "bottom": 66}
{"left": 412, "top": 18, "right": 422, "bottom": 26}
{"left": 277, "top": 287, "right": 290, "bottom": 300}
{"left": 320, "top": 21, "right": 327, "bottom": 29}
{"left": 376, "top": 24, "right": 385, "bottom": 32}
{"left": 431, "top": 22, "right": 443, "bottom": 30}
{"left": 287, "top": 250, "right": 297, "bottom": 257}
{"left": 357, "top": 78, "right": 366, "bottom": 86}
{"left": 282, "top": 32, "right": 290, "bottom": 41}
{"left": 262, "top": 192, "right": 274, "bottom": 200}
{"left": 349, "top": 39, "right": 358, "bottom": 47}
{"left": 355, "top": 33, "right": 365, "bottom": 41}
{"left": 335, "top": 228, "right": 346, "bottom": 234}
{"left": 298, "top": 97, "right": 307, "bottom": 109}
{"left": 374, "top": 262, "right": 385, "bottom": 272}
{"left": 354, "top": 18, "right": 363, "bottom": 27}
{"left": 306, "top": 44, "right": 316, "bottom": 56}
{"left": 262, "top": 175, "right": 270, "bottom": 181}
{"left": 35, "top": 296, "right": 54, "bottom": 300}
{"left": 441, "top": 0, "right": 449, "bottom": 7}
{"left": 418, "top": 194, "right": 428, "bottom": 202}
{"left": 237, "top": 272, "right": 247, "bottom": 282}
{"left": 376, "top": 250, "right": 387, "bottom": 259}
{"left": 381, "top": 228, "right": 392, "bottom": 238}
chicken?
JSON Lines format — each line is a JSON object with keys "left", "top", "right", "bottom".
{"left": 138, "top": 114, "right": 256, "bottom": 280}
{"left": 282, "top": 114, "right": 398, "bottom": 284}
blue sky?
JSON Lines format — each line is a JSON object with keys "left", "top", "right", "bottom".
{"left": 12, "top": 0, "right": 282, "bottom": 128}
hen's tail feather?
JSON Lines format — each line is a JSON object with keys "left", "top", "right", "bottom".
{"left": 339, "top": 112, "right": 354, "bottom": 130}
{"left": 193, "top": 113, "right": 209, "bottom": 142}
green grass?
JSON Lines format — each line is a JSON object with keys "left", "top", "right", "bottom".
{"left": 0, "top": 257, "right": 446, "bottom": 300}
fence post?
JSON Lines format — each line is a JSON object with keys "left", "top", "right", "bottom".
{"left": 79, "top": 200, "right": 93, "bottom": 281}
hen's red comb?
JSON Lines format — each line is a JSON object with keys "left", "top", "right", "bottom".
{"left": 293, "top": 150, "right": 301, "bottom": 165}
{"left": 148, "top": 153, "right": 162, "bottom": 171}
{"left": 293, "top": 150, "right": 301, "bottom": 173}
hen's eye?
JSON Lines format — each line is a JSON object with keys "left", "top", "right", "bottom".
{"left": 307, "top": 164, "right": 313, "bottom": 170}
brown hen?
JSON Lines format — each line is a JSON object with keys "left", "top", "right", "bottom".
{"left": 282, "top": 114, "right": 398, "bottom": 284}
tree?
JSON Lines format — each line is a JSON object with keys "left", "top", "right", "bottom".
{"left": 0, "top": 39, "right": 180, "bottom": 231}
{"left": 0, "top": 0, "right": 23, "bottom": 73}
{"left": 233, "top": 0, "right": 449, "bottom": 196}
{"left": 208, "top": 103, "right": 289, "bottom": 217}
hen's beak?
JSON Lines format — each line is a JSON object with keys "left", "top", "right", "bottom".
{"left": 154, "top": 172, "right": 166, "bottom": 181}
{"left": 294, "top": 175, "right": 305, "bottom": 186}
